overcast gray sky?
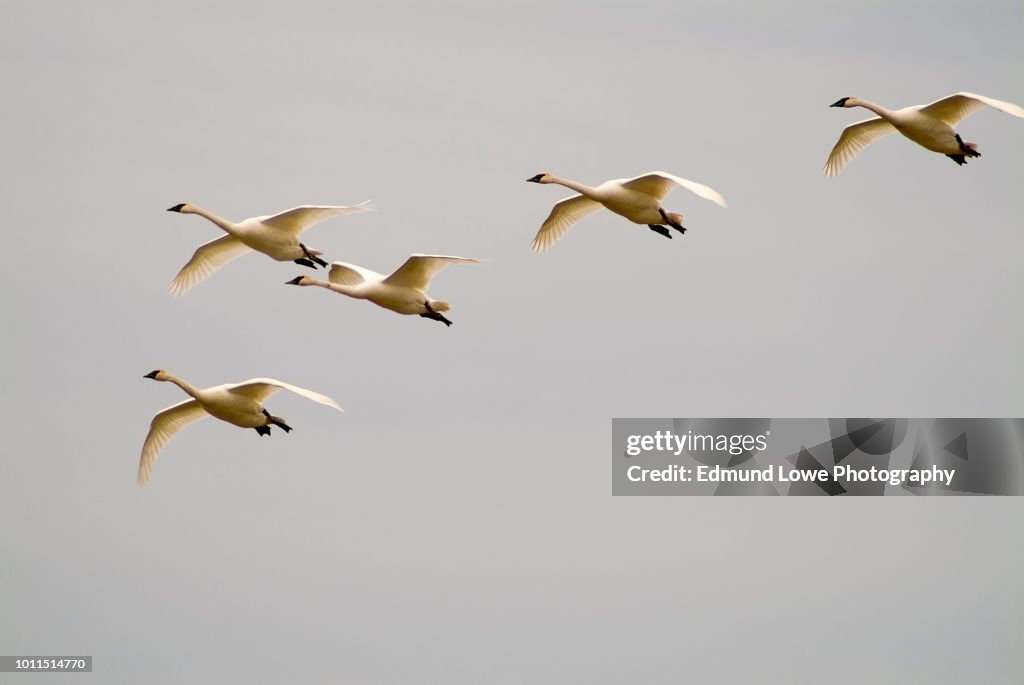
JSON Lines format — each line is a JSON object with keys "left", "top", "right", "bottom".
{"left": 2, "top": 1, "right": 1022, "bottom": 682}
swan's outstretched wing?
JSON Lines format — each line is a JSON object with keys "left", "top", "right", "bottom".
{"left": 227, "top": 379, "right": 344, "bottom": 412}
{"left": 824, "top": 117, "right": 897, "bottom": 177}
{"left": 169, "top": 234, "right": 251, "bottom": 296}
{"left": 620, "top": 172, "right": 729, "bottom": 208}
{"left": 919, "top": 92, "right": 1024, "bottom": 127}
{"left": 530, "top": 194, "right": 603, "bottom": 253}
{"left": 260, "top": 202, "right": 374, "bottom": 236}
{"left": 383, "top": 255, "right": 481, "bottom": 289}
{"left": 328, "top": 261, "right": 384, "bottom": 286}
{"left": 138, "top": 399, "right": 208, "bottom": 485}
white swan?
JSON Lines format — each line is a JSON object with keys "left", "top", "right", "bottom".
{"left": 166, "top": 201, "right": 373, "bottom": 295}
{"left": 825, "top": 92, "right": 1024, "bottom": 177}
{"left": 287, "top": 254, "right": 481, "bottom": 327}
{"left": 526, "top": 171, "right": 727, "bottom": 252}
{"left": 138, "top": 370, "right": 343, "bottom": 485}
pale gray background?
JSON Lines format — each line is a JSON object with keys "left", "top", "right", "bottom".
{"left": 2, "top": 1, "right": 1022, "bottom": 683}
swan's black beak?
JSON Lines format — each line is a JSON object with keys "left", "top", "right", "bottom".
{"left": 526, "top": 174, "right": 544, "bottom": 183}
{"left": 830, "top": 98, "right": 849, "bottom": 108}
{"left": 285, "top": 277, "right": 303, "bottom": 285}
{"left": 143, "top": 370, "right": 160, "bottom": 379}
{"left": 167, "top": 204, "right": 185, "bottom": 212}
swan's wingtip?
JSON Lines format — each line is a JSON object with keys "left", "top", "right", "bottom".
{"left": 167, "top": 282, "right": 190, "bottom": 297}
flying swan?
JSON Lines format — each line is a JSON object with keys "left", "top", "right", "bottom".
{"left": 287, "top": 254, "right": 481, "bottom": 327}
{"left": 824, "top": 92, "right": 1024, "bottom": 176}
{"left": 138, "top": 370, "right": 344, "bottom": 485}
{"left": 165, "top": 201, "right": 373, "bottom": 295}
{"left": 526, "top": 171, "right": 727, "bottom": 252}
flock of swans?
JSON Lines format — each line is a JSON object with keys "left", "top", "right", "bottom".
{"left": 138, "top": 90, "right": 1022, "bottom": 484}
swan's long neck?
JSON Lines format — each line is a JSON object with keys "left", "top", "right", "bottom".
{"left": 547, "top": 175, "right": 600, "bottom": 199}
{"left": 297, "top": 277, "right": 359, "bottom": 296}
{"left": 186, "top": 206, "right": 237, "bottom": 234}
{"left": 852, "top": 98, "right": 898, "bottom": 121}
{"left": 324, "top": 281, "right": 360, "bottom": 297}
{"left": 163, "top": 374, "right": 205, "bottom": 400}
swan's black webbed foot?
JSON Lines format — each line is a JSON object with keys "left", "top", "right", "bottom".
{"left": 420, "top": 312, "right": 453, "bottom": 327}
{"left": 294, "top": 258, "right": 317, "bottom": 268}
{"left": 421, "top": 301, "right": 453, "bottom": 326}
{"left": 255, "top": 426, "right": 272, "bottom": 437}
{"left": 299, "top": 243, "right": 327, "bottom": 268}
{"left": 263, "top": 409, "right": 292, "bottom": 432}
{"left": 950, "top": 132, "right": 983, "bottom": 158}
{"left": 648, "top": 225, "right": 672, "bottom": 238}
{"left": 658, "top": 208, "right": 686, "bottom": 234}
{"left": 946, "top": 154, "right": 967, "bottom": 166}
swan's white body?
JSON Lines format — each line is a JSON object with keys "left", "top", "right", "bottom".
{"left": 526, "top": 171, "right": 727, "bottom": 252}
{"left": 166, "top": 201, "right": 373, "bottom": 295}
{"left": 138, "top": 370, "right": 343, "bottom": 485}
{"left": 288, "top": 254, "right": 480, "bottom": 321}
{"left": 825, "top": 92, "right": 1024, "bottom": 176}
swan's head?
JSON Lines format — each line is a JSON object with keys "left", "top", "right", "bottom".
{"left": 286, "top": 276, "right": 312, "bottom": 286}
{"left": 144, "top": 369, "right": 169, "bottom": 381}
{"left": 526, "top": 173, "right": 553, "bottom": 184}
{"left": 167, "top": 203, "right": 192, "bottom": 213}
{"left": 830, "top": 97, "right": 855, "bottom": 108}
